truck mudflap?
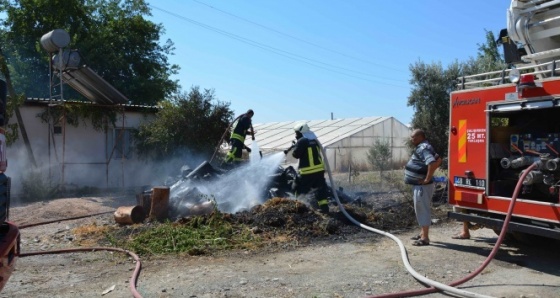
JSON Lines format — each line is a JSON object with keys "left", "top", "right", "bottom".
{"left": 448, "top": 211, "right": 560, "bottom": 240}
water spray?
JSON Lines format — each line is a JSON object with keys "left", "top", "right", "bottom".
{"left": 169, "top": 152, "right": 286, "bottom": 215}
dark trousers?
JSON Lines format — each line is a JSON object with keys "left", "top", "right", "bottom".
{"left": 224, "top": 139, "right": 244, "bottom": 165}
{"left": 294, "top": 171, "right": 329, "bottom": 210}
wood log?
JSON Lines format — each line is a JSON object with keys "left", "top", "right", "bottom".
{"left": 136, "top": 192, "right": 152, "bottom": 215}
{"left": 150, "top": 186, "right": 170, "bottom": 221}
{"left": 114, "top": 205, "right": 145, "bottom": 225}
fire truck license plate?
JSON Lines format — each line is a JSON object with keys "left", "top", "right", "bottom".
{"left": 453, "top": 176, "right": 486, "bottom": 189}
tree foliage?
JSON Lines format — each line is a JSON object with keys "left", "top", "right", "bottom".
{"left": 462, "top": 30, "right": 507, "bottom": 75}
{"left": 407, "top": 30, "right": 506, "bottom": 157}
{"left": 0, "top": 0, "right": 179, "bottom": 105}
{"left": 366, "top": 138, "right": 392, "bottom": 175}
{"left": 135, "top": 86, "right": 233, "bottom": 161}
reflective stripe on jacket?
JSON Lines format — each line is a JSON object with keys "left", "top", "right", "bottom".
{"left": 292, "top": 137, "right": 325, "bottom": 175}
{"left": 230, "top": 132, "right": 245, "bottom": 142}
{"left": 230, "top": 114, "right": 252, "bottom": 143}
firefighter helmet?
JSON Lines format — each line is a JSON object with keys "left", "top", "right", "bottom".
{"left": 293, "top": 122, "right": 309, "bottom": 133}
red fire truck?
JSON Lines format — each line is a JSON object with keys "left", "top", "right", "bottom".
{"left": 447, "top": 0, "right": 560, "bottom": 240}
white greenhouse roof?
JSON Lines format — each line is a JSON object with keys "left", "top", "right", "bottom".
{"left": 246, "top": 116, "right": 398, "bottom": 150}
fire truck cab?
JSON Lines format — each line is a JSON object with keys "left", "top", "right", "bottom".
{"left": 448, "top": 0, "right": 560, "bottom": 240}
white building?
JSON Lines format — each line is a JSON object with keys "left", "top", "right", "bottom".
{"left": 6, "top": 99, "right": 157, "bottom": 194}
{"left": 246, "top": 117, "right": 411, "bottom": 172}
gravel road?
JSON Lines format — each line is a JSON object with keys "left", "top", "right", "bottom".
{"left": 2, "top": 196, "right": 560, "bottom": 298}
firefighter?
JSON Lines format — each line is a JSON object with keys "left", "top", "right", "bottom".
{"left": 224, "top": 109, "right": 255, "bottom": 168}
{"left": 288, "top": 122, "right": 329, "bottom": 214}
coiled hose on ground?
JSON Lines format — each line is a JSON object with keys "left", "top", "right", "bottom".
{"left": 18, "top": 211, "right": 144, "bottom": 298}
{"left": 320, "top": 141, "right": 536, "bottom": 298}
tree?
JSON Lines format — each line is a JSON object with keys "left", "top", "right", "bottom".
{"left": 0, "top": 0, "right": 179, "bottom": 105}
{"left": 407, "top": 60, "right": 458, "bottom": 156}
{"left": 366, "top": 139, "right": 392, "bottom": 180}
{"left": 134, "top": 86, "right": 233, "bottom": 161}
{"left": 407, "top": 30, "right": 506, "bottom": 156}
{"left": 461, "top": 30, "right": 507, "bottom": 76}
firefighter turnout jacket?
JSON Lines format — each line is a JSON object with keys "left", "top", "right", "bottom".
{"left": 292, "top": 136, "right": 324, "bottom": 175}
{"left": 291, "top": 135, "right": 329, "bottom": 212}
{"left": 230, "top": 114, "right": 252, "bottom": 143}
{"left": 225, "top": 114, "right": 253, "bottom": 163}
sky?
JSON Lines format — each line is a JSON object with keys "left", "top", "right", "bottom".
{"left": 146, "top": 0, "right": 512, "bottom": 126}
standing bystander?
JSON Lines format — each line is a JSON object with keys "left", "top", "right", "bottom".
{"left": 404, "top": 129, "right": 442, "bottom": 246}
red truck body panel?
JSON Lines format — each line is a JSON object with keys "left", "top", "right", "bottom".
{"left": 449, "top": 77, "right": 560, "bottom": 230}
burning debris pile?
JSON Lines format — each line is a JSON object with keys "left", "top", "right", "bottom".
{"left": 110, "top": 152, "right": 424, "bottom": 255}
{"left": 134, "top": 152, "right": 359, "bottom": 222}
{"left": 171, "top": 196, "right": 419, "bottom": 249}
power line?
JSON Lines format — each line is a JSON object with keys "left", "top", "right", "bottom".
{"left": 149, "top": 4, "right": 409, "bottom": 89}
{"left": 192, "top": 0, "right": 405, "bottom": 73}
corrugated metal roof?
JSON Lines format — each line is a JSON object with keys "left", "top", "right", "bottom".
{"left": 24, "top": 98, "right": 158, "bottom": 112}
{"left": 246, "top": 116, "right": 394, "bottom": 150}
{"left": 61, "top": 66, "right": 129, "bottom": 105}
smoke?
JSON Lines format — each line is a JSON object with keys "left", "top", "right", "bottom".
{"left": 169, "top": 149, "right": 286, "bottom": 215}
{"left": 5, "top": 133, "right": 211, "bottom": 201}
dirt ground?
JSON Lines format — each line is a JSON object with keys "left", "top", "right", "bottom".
{"left": 3, "top": 195, "right": 560, "bottom": 298}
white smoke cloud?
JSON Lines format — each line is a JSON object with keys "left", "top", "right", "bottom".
{"left": 169, "top": 150, "right": 286, "bottom": 215}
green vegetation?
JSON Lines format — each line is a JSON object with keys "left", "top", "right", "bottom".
{"left": 0, "top": 0, "right": 178, "bottom": 105}
{"left": 134, "top": 86, "right": 233, "bottom": 160}
{"left": 0, "top": 0, "right": 182, "bottom": 159}
{"left": 408, "top": 30, "right": 506, "bottom": 157}
{"left": 366, "top": 139, "right": 392, "bottom": 184}
{"left": 107, "top": 212, "right": 260, "bottom": 256}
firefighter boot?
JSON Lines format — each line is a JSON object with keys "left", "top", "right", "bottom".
{"left": 318, "top": 199, "right": 329, "bottom": 214}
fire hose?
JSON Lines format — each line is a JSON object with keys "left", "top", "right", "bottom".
{"left": 18, "top": 211, "right": 144, "bottom": 298}
{"left": 319, "top": 141, "right": 536, "bottom": 298}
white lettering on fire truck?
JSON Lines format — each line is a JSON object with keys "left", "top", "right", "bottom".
{"left": 466, "top": 128, "right": 486, "bottom": 143}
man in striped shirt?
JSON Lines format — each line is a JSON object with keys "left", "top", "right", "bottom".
{"left": 404, "top": 129, "right": 442, "bottom": 246}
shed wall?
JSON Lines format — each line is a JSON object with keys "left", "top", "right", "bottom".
{"left": 6, "top": 105, "right": 156, "bottom": 195}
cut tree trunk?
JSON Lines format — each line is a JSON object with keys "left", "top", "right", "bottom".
{"left": 150, "top": 186, "right": 170, "bottom": 221}
{"left": 114, "top": 205, "right": 145, "bottom": 225}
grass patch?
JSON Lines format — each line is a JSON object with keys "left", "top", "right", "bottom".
{"left": 73, "top": 222, "right": 115, "bottom": 246}
{"left": 106, "top": 212, "right": 260, "bottom": 256}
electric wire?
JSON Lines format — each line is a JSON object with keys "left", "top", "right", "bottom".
{"left": 191, "top": 0, "right": 405, "bottom": 73}
{"left": 149, "top": 5, "right": 409, "bottom": 88}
